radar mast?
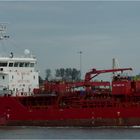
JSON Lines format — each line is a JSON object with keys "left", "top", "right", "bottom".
{"left": 0, "top": 24, "right": 9, "bottom": 40}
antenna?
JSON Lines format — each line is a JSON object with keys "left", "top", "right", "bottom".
{"left": 0, "top": 24, "right": 9, "bottom": 40}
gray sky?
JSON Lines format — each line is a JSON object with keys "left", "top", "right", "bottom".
{"left": 0, "top": 1, "right": 140, "bottom": 78}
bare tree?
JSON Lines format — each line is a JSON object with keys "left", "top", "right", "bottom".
{"left": 55, "top": 68, "right": 80, "bottom": 81}
{"left": 45, "top": 69, "right": 51, "bottom": 81}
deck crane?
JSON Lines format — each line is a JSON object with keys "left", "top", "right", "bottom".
{"left": 85, "top": 68, "right": 133, "bottom": 82}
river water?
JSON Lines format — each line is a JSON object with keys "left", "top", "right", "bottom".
{"left": 0, "top": 126, "right": 140, "bottom": 139}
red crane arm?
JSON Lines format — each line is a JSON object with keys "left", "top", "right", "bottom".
{"left": 85, "top": 68, "right": 132, "bottom": 81}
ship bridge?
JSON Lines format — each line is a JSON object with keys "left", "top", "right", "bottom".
{"left": 0, "top": 54, "right": 39, "bottom": 96}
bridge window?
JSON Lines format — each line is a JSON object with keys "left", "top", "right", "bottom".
{"left": 14, "top": 62, "right": 19, "bottom": 67}
{"left": 9, "top": 63, "right": 13, "bottom": 67}
{"left": 0, "top": 62, "right": 7, "bottom": 67}
{"left": 19, "top": 62, "right": 24, "bottom": 67}
{"left": 25, "top": 63, "right": 30, "bottom": 67}
{"left": 30, "top": 63, "right": 34, "bottom": 67}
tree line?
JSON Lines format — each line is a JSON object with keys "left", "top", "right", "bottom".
{"left": 39, "top": 68, "right": 81, "bottom": 84}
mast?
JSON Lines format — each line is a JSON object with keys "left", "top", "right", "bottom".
{"left": 112, "top": 58, "right": 120, "bottom": 77}
{"left": 0, "top": 24, "right": 9, "bottom": 40}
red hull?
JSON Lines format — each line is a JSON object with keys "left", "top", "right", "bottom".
{"left": 1, "top": 96, "right": 140, "bottom": 126}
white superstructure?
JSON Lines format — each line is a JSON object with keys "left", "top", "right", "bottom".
{"left": 0, "top": 53, "right": 39, "bottom": 96}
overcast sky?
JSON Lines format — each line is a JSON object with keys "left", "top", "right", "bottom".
{"left": 0, "top": 1, "right": 140, "bottom": 78}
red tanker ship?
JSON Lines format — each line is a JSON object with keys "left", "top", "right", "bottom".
{"left": 1, "top": 65, "right": 140, "bottom": 127}
{"left": 1, "top": 25, "right": 140, "bottom": 127}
